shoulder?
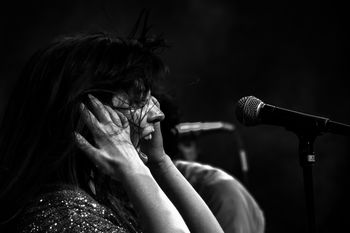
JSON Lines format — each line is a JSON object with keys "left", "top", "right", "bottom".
{"left": 17, "top": 184, "right": 131, "bottom": 233}
{"left": 174, "top": 160, "right": 247, "bottom": 202}
{"left": 174, "top": 160, "right": 257, "bottom": 205}
{"left": 174, "top": 160, "right": 235, "bottom": 186}
{"left": 174, "top": 160, "right": 265, "bottom": 233}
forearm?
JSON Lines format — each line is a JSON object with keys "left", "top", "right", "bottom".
{"left": 121, "top": 166, "right": 190, "bottom": 233}
{"left": 77, "top": 97, "right": 189, "bottom": 232}
{"left": 148, "top": 155, "right": 224, "bottom": 233}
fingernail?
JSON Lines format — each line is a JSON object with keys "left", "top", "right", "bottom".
{"left": 88, "top": 94, "right": 95, "bottom": 102}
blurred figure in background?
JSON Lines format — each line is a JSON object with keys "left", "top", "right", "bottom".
{"left": 155, "top": 92, "right": 266, "bottom": 233}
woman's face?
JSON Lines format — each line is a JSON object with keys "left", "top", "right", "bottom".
{"left": 112, "top": 91, "right": 164, "bottom": 148}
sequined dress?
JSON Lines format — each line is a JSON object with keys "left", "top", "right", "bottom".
{"left": 16, "top": 184, "right": 143, "bottom": 233}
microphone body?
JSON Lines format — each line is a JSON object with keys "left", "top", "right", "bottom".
{"left": 236, "top": 96, "right": 350, "bottom": 136}
{"left": 174, "top": 122, "right": 235, "bottom": 136}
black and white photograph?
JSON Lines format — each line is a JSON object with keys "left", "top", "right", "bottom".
{"left": 1, "top": 1, "right": 348, "bottom": 233}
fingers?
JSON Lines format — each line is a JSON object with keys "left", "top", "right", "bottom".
{"left": 80, "top": 102, "right": 101, "bottom": 131}
{"left": 75, "top": 132, "right": 103, "bottom": 165}
{"left": 80, "top": 103, "right": 106, "bottom": 137}
{"left": 85, "top": 94, "right": 128, "bottom": 129}
{"left": 104, "top": 105, "right": 129, "bottom": 128}
{"left": 118, "top": 111, "right": 129, "bottom": 127}
{"left": 88, "top": 94, "right": 112, "bottom": 124}
{"left": 138, "top": 150, "right": 149, "bottom": 164}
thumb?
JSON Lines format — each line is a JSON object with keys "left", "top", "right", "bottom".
{"left": 140, "top": 122, "right": 165, "bottom": 160}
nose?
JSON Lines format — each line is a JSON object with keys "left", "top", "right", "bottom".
{"left": 147, "top": 105, "right": 165, "bottom": 123}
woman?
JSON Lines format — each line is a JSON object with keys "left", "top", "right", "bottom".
{"left": 0, "top": 25, "right": 224, "bottom": 232}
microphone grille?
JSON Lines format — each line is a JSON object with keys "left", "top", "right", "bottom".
{"left": 235, "top": 96, "right": 263, "bottom": 126}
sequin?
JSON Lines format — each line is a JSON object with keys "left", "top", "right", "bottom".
{"left": 17, "top": 185, "right": 143, "bottom": 233}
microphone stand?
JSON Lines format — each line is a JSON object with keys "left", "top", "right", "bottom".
{"left": 233, "top": 130, "right": 249, "bottom": 188}
{"left": 294, "top": 131, "right": 318, "bottom": 233}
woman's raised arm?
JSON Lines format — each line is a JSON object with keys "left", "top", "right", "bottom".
{"left": 142, "top": 122, "right": 225, "bottom": 233}
{"left": 75, "top": 95, "right": 190, "bottom": 233}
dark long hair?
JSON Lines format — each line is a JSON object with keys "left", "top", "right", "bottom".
{"left": 0, "top": 22, "right": 168, "bottom": 229}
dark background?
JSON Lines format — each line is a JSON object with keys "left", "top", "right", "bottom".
{"left": 1, "top": 1, "right": 349, "bottom": 232}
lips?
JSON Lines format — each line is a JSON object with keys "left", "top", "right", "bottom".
{"left": 137, "top": 126, "right": 154, "bottom": 164}
{"left": 141, "top": 126, "right": 154, "bottom": 141}
{"left": 143, "top": 134, "right": 152, "bottom": 140}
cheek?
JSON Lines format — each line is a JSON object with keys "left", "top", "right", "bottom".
{"left": 120, "top": 106, "right": 150, "bottom": 129}
{"left": 130, "top": 110, "right": 144, "bottom": 126}
{"left": 128, "top": 110, "right": 146, "bottom": 134}
{"left": 134, "top": 107, "right": 150, "bottom": 126}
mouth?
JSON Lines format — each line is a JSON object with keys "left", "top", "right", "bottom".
{"left": 140, "top": 126, "right": 154, "bottom": 141}
{"left": 142, "top": 133, "right": 153, "bottom": 141}
{"left": 136, "top": 127, "right": 155, "bottom": 164}
{"left": 133, "top": 125, "right": 154, "bottom": 164}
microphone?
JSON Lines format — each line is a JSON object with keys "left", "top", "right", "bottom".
{"left": 174, "top": 122, "right": 235, "bottom": 136}
{"left": 235, "top": 96, "right": 350, "bottom": 136}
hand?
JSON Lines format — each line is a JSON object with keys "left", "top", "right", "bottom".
{"left": 75, "top": 94, "right": 147, "bottom": 181}
{"left": 140, "top": 121, "right": 168, "bottom": 166}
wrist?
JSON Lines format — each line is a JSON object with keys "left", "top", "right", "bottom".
{"left": 120, "top": 168, "right": 153, "bottom": 189}
{"left": 118, "top": 160, "right": 152, "bottom": 181}
{"left": 147, "top": 154, "right": 174, "bottom": 174}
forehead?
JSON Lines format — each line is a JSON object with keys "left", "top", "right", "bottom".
{"left": 112, "top": 90, "right": 151, "bottom": 107}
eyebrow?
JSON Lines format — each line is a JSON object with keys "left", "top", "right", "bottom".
{"left": 112, "top": 98, "right": 149, "bottom": 110}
